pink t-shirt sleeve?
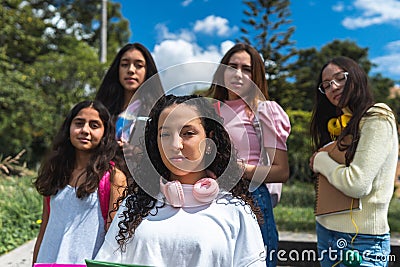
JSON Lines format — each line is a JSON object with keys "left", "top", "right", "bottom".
{"left": 258, "top": 101, "right": 291, "bottom": 150}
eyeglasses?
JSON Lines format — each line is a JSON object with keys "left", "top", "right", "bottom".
{"left": 318, "top": 72, "right": 348, "bottom": 94}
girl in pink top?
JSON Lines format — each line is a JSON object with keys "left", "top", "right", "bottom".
{"left": 207, "top": 43, "right": 291, "bottom": 267}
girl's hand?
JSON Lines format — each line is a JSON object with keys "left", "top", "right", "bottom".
{"left": 310, "top": 141, "right": 337, "bottom": 172}
{"left": 117, "top": 140, "right": 125, "bottom": 147}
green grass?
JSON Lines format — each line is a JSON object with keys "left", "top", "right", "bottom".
{"left": 0, "top": 175, "right": 42, "bottom": 255}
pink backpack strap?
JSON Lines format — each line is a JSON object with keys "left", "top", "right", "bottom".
{"left": 98, "top": 161, "right": 114, "bottom": 223}
{"left": 46, "top": 161, "right": 114, "bottom": 224}
{"left": 213, "top": 101, "right": 221, "bottom": 116}
{"left": 45, "top": 196, "right": 51, "bottom": 213}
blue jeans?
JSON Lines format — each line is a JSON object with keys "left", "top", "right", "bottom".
{"left": 316, "top": 222, "right": 391, "bottom": 267}
{"left": 251, "top": 184, "right": 278, "bottom": 267}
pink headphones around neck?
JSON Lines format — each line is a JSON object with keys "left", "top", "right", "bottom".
{"left": 160, "top": 177, "right": 219, "bottom": 208}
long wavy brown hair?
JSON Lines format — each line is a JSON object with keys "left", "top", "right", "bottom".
{"left": 310, "top": 56, "right": 394, "bottom": 165}
{"left": 206, "top": 42, "right": 269, "bottom": 111}
{"left": 34, "top": 100, "right": 127, "bottom": 198}
{"left": 95, "top": 42, "right": 164, "bottom": 118}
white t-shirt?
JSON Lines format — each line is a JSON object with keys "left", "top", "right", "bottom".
{"left": 37, "top": 185, "right": 105, "bottom": 264}
{"left": 95, "top": 185, "right": 266, "bottom": 266}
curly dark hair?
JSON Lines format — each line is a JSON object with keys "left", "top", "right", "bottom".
{"left": 34, "top": 100, "right": 127, "bottom": 198}
{"left": 115, "top": 94, "right": 261, "bottom": 250}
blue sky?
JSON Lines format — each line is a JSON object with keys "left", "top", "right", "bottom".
{"left": 115, "top": 0, "right": 400, "bottom": 83}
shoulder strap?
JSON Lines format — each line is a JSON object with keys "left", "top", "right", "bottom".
{"left": 45, "top": 196, "right": 50, "bottom": 213}
{"left": 213, "top": 101, "right": 221, "bottom": 116}
{"left": 45, "top": 161, "right": 114, "bottom": 224}
{"left": 98, "top": 161, "right": 114, "bottom": 224}
{"left": 252, "top": 102, "right": 270, "bottom": 166}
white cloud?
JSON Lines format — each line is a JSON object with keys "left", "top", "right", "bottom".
{"left": 152, "top": 39, "right": 232, "bottom": 70}
{"left": 193, "top": 15, "right": 238, "bottom": 37}
{"left": 372, "top": 53, "right": 400, "bottom": 81}
{"left": 342, "top": 0, "right": 400, "bottom": 29}
{"left": 220, "top": 40, "right": 235, "bottom": 54}
{"left": 385, "top": 40, "right": 400, "bottom": 53}
{"left": 151, "top": 40, "right": 235, "bottom": 94}
{"left": 150, "top": 16, "right": 237, "bottom": 94}
{"left": 181, "top": 0, "right": 193, "bottom": 7}
{"left": 155, "top": 23, "right": 195, "bottom": 43}
{"left": 371, "top": 41, "right": 400, "bottom": 81}
{"left": 332, "top": 2, "right": 345, "bottom": 12}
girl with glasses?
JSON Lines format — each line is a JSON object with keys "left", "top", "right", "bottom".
{"left": 310, "top": 56, "right": 398, "bottom": 267}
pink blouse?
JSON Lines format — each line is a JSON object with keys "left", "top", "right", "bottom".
{"left": 218, "top": 98, "right": 290, "bottom": 165}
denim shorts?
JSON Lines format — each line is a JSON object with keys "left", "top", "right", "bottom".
{"left": 251, "top": 184, "right": 278, "bottom": 267}
{"left": 316, "top": 222, "right": 391, "bottom": 267}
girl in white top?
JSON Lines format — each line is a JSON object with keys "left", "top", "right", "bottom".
{"left": 33, "top": 100, "right": 127, "bottom": 264}
{"left": 95, "top": 94, "right": 266, "bottom": 266}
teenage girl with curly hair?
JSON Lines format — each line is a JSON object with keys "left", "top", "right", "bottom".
{"left": 95, "top": 94, "right": 266, "bottom": 266}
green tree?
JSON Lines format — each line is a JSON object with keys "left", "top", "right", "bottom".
{"left": 0, "top": 1, "right": 50, "bottom": 162}
{"left": 46, "top": 0, "right": 130, "bottom": 62}
{"left": 1, "top": 1, "right": 50, "bottom": 65}
{"left": 292, "top": 40, "right": 374, "bottom": 111}
{"left": 240, "top": 0, "right": 297, "bottom": 104}
{"left": 286, "top": 110, "right": 313, "bottom": 182}
{"left": 369, "top": 73, "right": 395, "bottom": 103}
{"left": 0, "top": 0, "right": 130, "bottom": 165}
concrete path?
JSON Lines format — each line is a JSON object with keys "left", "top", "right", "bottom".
{"left": 0, "top": 238, "right": 35, "bottom": 267}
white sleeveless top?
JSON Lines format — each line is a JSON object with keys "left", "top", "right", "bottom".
{"left": 37, "top": 185, "right": 105, "bottom": 264}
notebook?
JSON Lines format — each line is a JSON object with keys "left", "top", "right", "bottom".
{"left": 85, "top": 259, "right": 152, "bottom": 267}
{"left": 314, "top": 140, "right": 361, "bottom": 216}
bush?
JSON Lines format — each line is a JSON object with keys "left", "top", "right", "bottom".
{"left": 388, "top": 198, "right": 400, "bottom": 232}
{"left": 280, "top": 180, "right": 315, "bottom": 208}
{"left": 0, "top": 175, "right": 42, "bottom": 255}
{"left": 286, "top": 110, "right": 314, "bottom": 182}
{"left": 275, "top": 181, "right": 316, "bottom": 232}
